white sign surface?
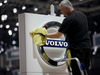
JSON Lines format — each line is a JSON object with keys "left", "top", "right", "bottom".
{"left": 18, "top": 13, "right": 69, "bottom": 75}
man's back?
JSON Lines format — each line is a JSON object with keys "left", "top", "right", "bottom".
{"left": 58, "top": 10, "right": 91, "bottom": 50}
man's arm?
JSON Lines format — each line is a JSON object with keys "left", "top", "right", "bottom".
{"left": 45, "top": 31, "right": 63, "bottom": 38}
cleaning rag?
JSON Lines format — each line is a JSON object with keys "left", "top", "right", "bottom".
{"left": 30, "top": 27, "right": 47, "bottom": 46}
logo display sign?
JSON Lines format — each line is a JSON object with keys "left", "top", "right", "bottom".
{"left": 44, "top": 39, "right": 68, "bottom": 48}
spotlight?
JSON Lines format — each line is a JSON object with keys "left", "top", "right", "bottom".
{"left": 6, "top": 24, "right": 10, "bottom": 29}
{"left": 34, "top": 7, "right": 38, "bottom": 11}
{"left": 4, "top": 0, "right": 7, "bottom": 3}
{"left": 22, "top": 6, "right": 26, "bottom": 10}
{"left": 0, "top": 24, "right": 3, "bottom": 28}
{"left": 1, "top": 41, "right": 4, "bottom": 45}
{"left": 1, "top": 15, "right": 5, "bottom": 21}
{"left": 12, "top": 33, "right": 16, "bottom": 37}
{"left": 94, "top": 21, "right": 97, "bottom": 26}
{"left": 16, "top": 22, "right": 19, "bottom": 26}
{"left": 94, "top": 31, "right": 97, "bottom": 35}
{"left": 14, "top": 27, "right": 18, "bottom": 31}
{"left": 8, "top": 30, "right": 12, "bottom": 35}
{"left": 1, "top": 48, "right": 4, "bottom": 52}
{"left": 13, "top": 8, "right": 17, "bottom": 13}
{"left": 13, "top": 46, "right": 17, "bottom": 49}
{"left": 0, "top": 2, "right": 3, "bottom": 6}
{"left": 12, "top": 40, "right": 16, "bottom": 45}
{"left": 6, "top": 68, "right": 10, "bottom": 71}
{"left": 1, "top": 14, "right": 8, "bottom": 21}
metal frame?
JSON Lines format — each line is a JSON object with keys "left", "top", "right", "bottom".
{"left": 37, "top": 46, "right": 67, "bottom": 66}
{"left": 65, "top": 57, "right": 88, "bottom": 75}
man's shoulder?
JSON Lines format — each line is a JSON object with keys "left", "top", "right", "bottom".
{"left": 74, "top": 10, "right": 86, "bottom": 17}
{"left": 64, "top": 10, "right": 86, "bottom": 21}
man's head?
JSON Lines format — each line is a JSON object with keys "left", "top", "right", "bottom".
{"left": 59, "top": 0, "right": 74, "bottom": 16}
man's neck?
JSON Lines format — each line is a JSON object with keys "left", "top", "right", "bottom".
{"left": 69, "top": 8, "right": 74, "bottom": 14}
{"left": 68, "top": 8, "right": 74, "bottom": 15}
{"left": 65, "top": 8, "right": 74, "bottom": 16}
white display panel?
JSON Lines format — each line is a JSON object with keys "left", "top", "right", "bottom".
{"left": 18, "top": 13, "right": 69, "bottom": 75}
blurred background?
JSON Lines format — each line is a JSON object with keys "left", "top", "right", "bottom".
{"left": 0, "top": 0, "right": 100, "bottom": 75}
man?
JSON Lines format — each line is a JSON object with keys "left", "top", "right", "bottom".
{"left": 45, "top": 0, "right": 92, "bottom": 75}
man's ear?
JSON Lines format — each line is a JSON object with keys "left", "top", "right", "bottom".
{"left": 65, "top": 6, "right": 69, "bottom": 9}
{"left": 65, "top": 7, "right": 70, "bottom": 12}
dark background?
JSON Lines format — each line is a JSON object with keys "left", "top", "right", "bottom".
{"left": 0, "top": 0, "right": 100, "bottom": 75}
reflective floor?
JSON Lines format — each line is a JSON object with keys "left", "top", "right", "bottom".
{"left": 89, "top": 68, "right": 100, "bottom": 75}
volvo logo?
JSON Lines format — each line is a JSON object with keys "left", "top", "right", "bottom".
{"left": 44, "top": 39, "right": 69, "bottom": 48}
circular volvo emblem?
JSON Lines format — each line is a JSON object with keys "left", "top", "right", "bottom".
{"left": 37, "top": 21, "right": 68, "bottom": 66}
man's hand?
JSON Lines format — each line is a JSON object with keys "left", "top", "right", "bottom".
{"left": 45, "top": 31, "right": 63, "bottom": 38}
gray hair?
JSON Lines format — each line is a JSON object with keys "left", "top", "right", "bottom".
{"left": 59, "top": 0, "right": 73, "bottom": 8}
